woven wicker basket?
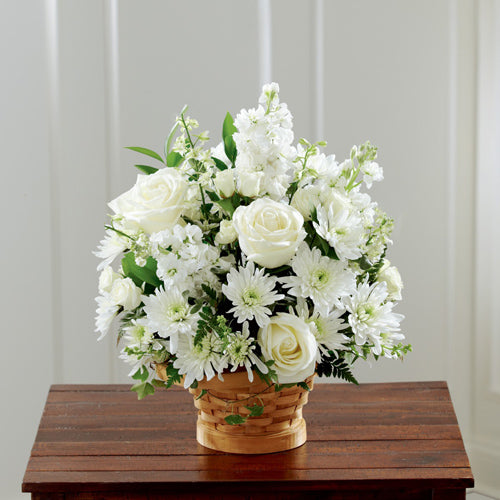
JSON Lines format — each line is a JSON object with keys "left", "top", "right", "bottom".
{"left": 156, "top": 364, "right": 314, "bottom": 454}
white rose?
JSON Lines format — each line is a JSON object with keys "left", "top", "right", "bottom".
{"left": 237, "top": 171, "right": 265, "bottom": 198}
{"left": 291, "top": 185, "right": 321, "bottom": 221}
{"left": 109, "top": 169, "right": 187, "bottom": 234}
{"left": 233, "top": 198, "right": 306, "bottom": 268}
{"left": 258, "top": 313, "right": 317, "bottom": 383}
{"left": 98, "top": 266, "right": 120, "bottom": 294}
{"left": 213, "top": 169, "right": 235, "bottom": 198}
{"left": 377, "top": 260, "right": 403, "bottom": 301}
{"left": 215, "top": 219, "right": 238, "bottom": 245}
{"left": 109, "top": 277, "right": 142, "bottom": 310}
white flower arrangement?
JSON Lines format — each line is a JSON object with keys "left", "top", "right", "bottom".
{"left": 95, "top": 83, "right": 409, "bottom": 406}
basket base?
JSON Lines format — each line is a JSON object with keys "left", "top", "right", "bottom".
{"left": 196, "top": 417, "right": 307, "bottom": 454}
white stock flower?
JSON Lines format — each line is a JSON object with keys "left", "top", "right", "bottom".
{"left": 233, "top": 198, "right": 306, "bottom": 268}
{"left": 143, "top": 287, "right": 198, "bottom": 354}
{"left": 314, "top": 193, "right": 366, "bottom": 261}
{"left": 109, "top": 277, "right": 142, "bottom": 310}
{"left": 344, "top": 280, "right": 404, "bottom": 356}
{"left": 215, "top": 219, "right": 238, "bottom": 245}
{"left": 224, "top": 322, "right": 269, "bottom": 382}
{"left": 377, "top": 260, "right": 403, "bottom": 301}
{"left": 109, "top": 169, "right": 187, "bottom": 234}
{"left": 258, "top": 313, "right": 317, "bottom": 384}
{"left": 98, "top": 266, "right": 121, "bottom": 294}
{"left": 222, "top": 261, "right": 284, "bottom": 327}
{"left": 281, "top": 245, "right": 356, "bottom": 315}
{"left": 174, "top": 332, "right": 228, "bottom": 389}
{"left": 362, "top": 161, "right": 383, "bottom": 188}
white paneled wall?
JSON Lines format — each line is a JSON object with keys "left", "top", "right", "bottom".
{"left": 2, "top": 1, "right": 498, "bottom": 498}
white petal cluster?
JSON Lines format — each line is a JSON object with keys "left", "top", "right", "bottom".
{"left": 344, "top": 280, "right": 404, "bottom": 357}
{"left": 233, "top": 83, "right": 295, "bottom": 200}
{"left": 222, "top": 261, "right": 284, "bottom": 327}
{"left": 94, "top": 82, "right": 406, "bottom": 395}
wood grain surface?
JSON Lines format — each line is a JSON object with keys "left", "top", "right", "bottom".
{"left": 22, "top": 382, "right": 474, "bottom": 499}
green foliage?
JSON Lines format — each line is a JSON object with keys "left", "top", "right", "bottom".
{"left": 165, "top": 120, "right": 180, "bottom": 157}
{"left": 297, "top": 381, "right": 311, "bottom": 392}
{"left": 134, "top": 164, "right": 159, "bottom": 175}
{"left": 131, "top": 381, "right": 155, "bottom": 400}
{"left": 255, "top": 360, "right": 278, "bottom": 385}
{"left": 196, "top": 389, "right": 208, "bottom": 400}
{"left": 244, "top": 403, "right": 264, "bottom": 417}
{"left": 224, "top": 414, "right": 246, "bottom": 425}
{"left": 152, "top": 378, "right": 166, "bottom": 388}
{"left": 166, "top": 151, "right": 183, "bottom": 168}
{"left": 212, "top": 156, "right": 228, "bottom": 171}
{"left": 316, "top": 351, "right": 359, "bottom": 385}
{"left": 164, "top": 363, "right": 182, "bottom": 388}
{"left": 274, "top": 383, "right": 295, "bottom": 392}
{"left": 222, "top": 112, "right": 237, "bottom": 164}
{"left": 122, "top": 253, "right": 163, "bottom": 288}
{"left": 126, "top": 146, "right": 165, "bottom": 164}
{"left": 131, "top": 366, "right": 149, "bottom": 383}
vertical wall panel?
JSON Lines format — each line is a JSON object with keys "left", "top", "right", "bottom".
{"left": 323, "top": 1, "right": 452, "bottom": 383}
{"left": 55, "top": 1, "right": 113, "bottom": 383}
{"left": 0, "top": 2, "right": 54, "bottom": 498}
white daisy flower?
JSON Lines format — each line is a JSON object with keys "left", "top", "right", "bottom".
{"left": 224, "top": 322, "right": 269, "bottom": 382}
{"left": 174, "top": 331, "right": 228, "bottom": 389}
{"left": 143, "top": 287, "right": 198, "bottom": 354}
{"left": 222, "top": 262, "right": 284, "bottom": 327}
{"left": 281, "top": 244, "right": 356, "bottom": 316}
{"left": 344, "top": 280, "right": 404, "bottom": 356}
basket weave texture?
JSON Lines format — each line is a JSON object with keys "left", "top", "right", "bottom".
{"left": 156, "top": 364, "right": 314, "bottom": 454}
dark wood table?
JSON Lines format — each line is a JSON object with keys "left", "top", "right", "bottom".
{"left": 22, "top": 381, "right": 473, "bottom": 499}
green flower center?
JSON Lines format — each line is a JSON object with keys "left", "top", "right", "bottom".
{"left": 242, "top": 288, "right": 261, "bottom": 306}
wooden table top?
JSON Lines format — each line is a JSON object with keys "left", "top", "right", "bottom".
{"left": 22, "top": 381, "right": 474, "bottom": 498}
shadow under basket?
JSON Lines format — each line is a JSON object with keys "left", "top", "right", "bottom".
{"left": 156, "top": 364, "right": 314, "bottom": 454}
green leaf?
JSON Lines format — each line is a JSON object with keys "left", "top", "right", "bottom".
{"left": 131, "top": 382, "right": 155, "bottom": 400}
{"left": 298, "top": 381, "right": 311, "bottom": 392}
{"left": 215, "top": 198, "right": 235, "bottom": 215}
{"left": 165, "top": 122, "right": 179, "bottom": 157}
{"left": 205, "top": 190, "right": 220, "bottom": 202}
{"left": 274, "top": 383, "right": 295, "bottom": 392}
{"left": 131, "top": 366, "right": 149, "bottom": 383}
{"left": 245, "top": 403, "right": 264, "bottom": 417}
{"left": 224, "top": 414, "right": 247, "bottom": 425}
{"left": 190, "top": 380, "right": 198, "bottom": 389}
{"left": 126, "top": 146, "right": 165, "bottom": 164}
{"left": 222, "top": 112, "right": 237, "bottom": 164}
{"left": 165, "top": 364, "right": 182, "bottom": 388}
{"left": 196, "top": 389, "right": 208, "bottom": 400}
{"left": 152, "top": 378, "right": 166, "bottom": 388}
{"left": 212, "top": 156, "right": 228, "bottom": 171}
{"left": 134, "top": 164, "right": 159, "bottom": 175}
{"left": 122, "top": 253, "right": 162, "bottom": 288}
{"left": 166, "top": 151, "right": 183, "bottom": 168}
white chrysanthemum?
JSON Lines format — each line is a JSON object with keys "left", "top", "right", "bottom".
{"left": 95, "top": 294, "right": 119, "bottom": 340}
{"left": 281, "top": 244, "right": 356, "bottom": 315}
{"left": 313, "top": 196, "right": 366, "bottom": 261}
{"left": 295, "top": 299, "right": 348, "bottom": 358}
{"left": 222, "top": 262, "right": 284, "bottom": 327}
{"left": 94, "top": 230, "right": 129, "bottom": 271}
{"left": 174, "top": 332, "right": 228, "bottom": 388}
{"left": 143, "top": 288, "right": 198, "bottom": 354}
{"left": 224, "top": 322, "right": 269, "bottom": 382}
{"left": 344, "top": 280, "right": 404, "bottom": 356}
{"left": 122, "top": 318, "right": 154, "bottom": 350}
